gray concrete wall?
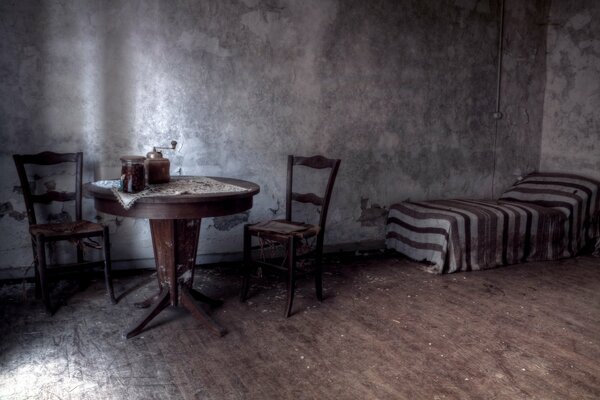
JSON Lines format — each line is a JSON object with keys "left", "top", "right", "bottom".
{"left": 0, "top": 0, "right": 549, "bottom": 278}
{"left": 540, "top": 0, "right": 600, "bottom": 180}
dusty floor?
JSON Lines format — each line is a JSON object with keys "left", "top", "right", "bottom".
{"left": 0, "top": 254, "right": 599, "bottom": 400}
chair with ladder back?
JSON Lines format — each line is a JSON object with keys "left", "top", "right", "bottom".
{"left": 240, "top": 155, "right": 341, "bottom": 317}
{"left": 13, "top": 151, "right": 116, "bottom": 314}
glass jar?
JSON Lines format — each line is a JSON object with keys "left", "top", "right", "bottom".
{"left": 120, "top": 155, "right": 146, "bottom": 193}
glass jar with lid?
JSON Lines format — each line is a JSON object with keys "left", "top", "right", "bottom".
{"left": 120, "top": 155, "right": 146, "bottom": 193}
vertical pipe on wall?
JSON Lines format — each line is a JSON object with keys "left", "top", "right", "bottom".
{"left": 495, "top": 0, "right": 505, "bottom": 116}
{"left": 491, "top": 0, "right": 505, "bottom": 199}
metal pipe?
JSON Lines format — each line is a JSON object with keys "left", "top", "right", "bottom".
{"left": 491, "top": 0, "right": 505, "bottom": 198}
{"left": 494, "top": 0, "right": 505, "bottom": 117}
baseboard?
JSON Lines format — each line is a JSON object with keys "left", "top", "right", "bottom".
{"left": 0, "top": 239, "right": 387, "bottom": 282}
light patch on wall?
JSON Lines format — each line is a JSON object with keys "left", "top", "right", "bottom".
{"left": 177, "top": 30, "right": 231, "bottom": 58}
{"left": 241, "top": 10, "right": 280, "bottom": 43}
{"left": 136, "top": 71, "right": 175, "bottom": 136}
{"left": 567, "top": 13, "right": 592, "bottom": 30}
{"left": 240, "top": 0, "right": 260, "bottom": 7}
{"left": 81, "top": 25, "right": 103, "bottom": 154}
{"left": 129, "top": 44, "right": 188, "bottom": 151}
{"left": 376, "top": 131, "right": 402, "bottom": 155}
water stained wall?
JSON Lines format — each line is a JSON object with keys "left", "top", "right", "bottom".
{"left": 541, "top": 1, "right": 600, "bottom": 180}
{"left": 0, "top": 0, "right": 550, "bottom": 277}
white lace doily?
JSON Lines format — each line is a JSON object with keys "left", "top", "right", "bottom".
{"left": 93, "top": 177, "right": 249, "bottom": 209}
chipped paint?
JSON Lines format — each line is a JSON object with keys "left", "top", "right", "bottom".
{"left": 47, "top": 211, "right": 72, "bottom": 224}
{"left": 268, "top": 200, "right": 281, "bottom": 217}
{"left": 43, "top": 180, "right": 56, "bottom": 191}
{"left": 357, "top": 198, "right": 388, "bottom": 227}
{"left": 159, "top": 265, "right": 169, "bottom": 289}
{"left": 178, "top": 269, "right": 193, "bottom": 284}
{"left": 0, "top": 202, "right": 26, "bottom": 221}
{"left": 212, "top": 212, "right": 249, "bottom": 231}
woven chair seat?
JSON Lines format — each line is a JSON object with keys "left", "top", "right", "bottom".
{"left": 248, "top": 220, "right": 320, "bottom": 241}
{"left": 30, "top": 220, "right": 104, "bottom": 237}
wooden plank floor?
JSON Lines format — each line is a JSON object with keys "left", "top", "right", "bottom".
{"left": 1, "top": 254, "right": 599, "bottom": 399}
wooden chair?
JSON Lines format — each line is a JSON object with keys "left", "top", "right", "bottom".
{"left": 13, "top": 151, "right": 116, "bottom": 314}
{"left": 240, "top": 155, "right": 341, "bottom": 317}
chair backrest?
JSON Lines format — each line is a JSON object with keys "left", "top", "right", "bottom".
{"left": 13, "top": 152, "right": 83, "bottom": 226}
{"left": 286, "top": 155, "right": 341, "bottom": 237}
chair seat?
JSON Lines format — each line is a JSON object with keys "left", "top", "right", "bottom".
{"left": 248, "top": 219, "right": 320, "bottom": 240}
{"left": 29, "top": 220, "right": 104, "bottom": 238}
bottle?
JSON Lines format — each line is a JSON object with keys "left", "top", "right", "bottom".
{"left": 120, "top": 155, "right": 146, "bottom": 193}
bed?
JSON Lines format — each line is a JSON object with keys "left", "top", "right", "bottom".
{"left": 385, "top": 172, "right": 600, "bottom": 274}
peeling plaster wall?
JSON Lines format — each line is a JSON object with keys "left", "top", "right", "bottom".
{"left": 0, "top": 0, "right": 548, "bottom": 277}
{"left": 540, "top": 1, "right": 600, "bottom": 180}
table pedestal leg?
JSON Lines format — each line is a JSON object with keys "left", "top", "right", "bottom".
{"left": 188, "top": 288, "right": 224, "bottom": 307}
{"left": 134, "top": 291, "right": 164, "bottom": 309}
{"left": 125, "top": 218, "right": 227, "bottom": 339}
{"left": 180, "top": 286, "right": 227, "bottom": 337}
{"left": 126, "top": 291, "right": 170, "bottom": 338}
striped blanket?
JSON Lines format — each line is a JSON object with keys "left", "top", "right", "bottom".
{"left": 386, "top": 173, "right": 600, "bottom": 274}
{"left": 499, "top": 172, "right": 600, "bottom": 256}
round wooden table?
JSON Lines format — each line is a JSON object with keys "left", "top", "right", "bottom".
{"left": 84, "top": 177, "right": 260, "bottom": 338}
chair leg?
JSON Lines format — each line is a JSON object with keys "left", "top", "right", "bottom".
{"left": 35, "top": 234, "right": 53, "bottom": 315}
{"left": 240, "top": 224, "right": 252, "bottom": 302}
{"left": 76, "top": 240, "right": 87, "bottom": 290}
{"left": 34, "top": 264, "right": 42, "bottom": 299}
{"left": 103, "top": 226, "right": 117, "bottom": 304}
{"left": 31, "top": 238, "right": 41, "bottom": 299}
{"left": 285, "top": 237, "right": 296, "bottom": 318}
{"left": 315, "top": 245, "right": 323, "bottom": 302}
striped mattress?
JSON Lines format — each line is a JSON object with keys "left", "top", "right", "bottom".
{"left": 386, "top": 173, "right": 600, "bottom": 274}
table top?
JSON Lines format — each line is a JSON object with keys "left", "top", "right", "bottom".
{"left": 84, "top": 176, "right": 260, "bottom": 220}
